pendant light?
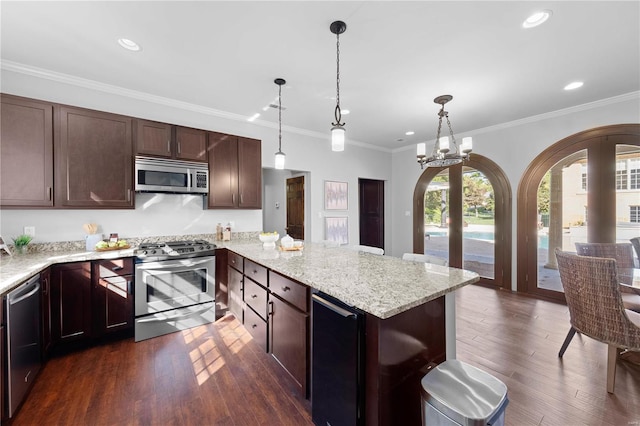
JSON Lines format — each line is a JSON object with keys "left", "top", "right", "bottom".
{"left": 274, "top": 78, "right": 286, "bottom": 170}
{"left": 417, "top": 95, "right": 472, "bottom": 169}
{"left": 330, "top": 20, "right": 347, "bottom": 152}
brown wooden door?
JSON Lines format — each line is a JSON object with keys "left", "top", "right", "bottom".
{"left": 92, "top": 259, "right": 134, "bottom": 336}
{"left": 237, "top": 137, "right": 262, "bottom": 208}
{"left": 57, "top": 106, "right": 133, "bottom": 208}
{"left": 176, "top": 126, "right": 207, "bottom": 162}
{"left": 51, "top": 262, "right": 92, "bottom": 344}
{"left": 208, "top": 132, "right": 239, "bottom": 208}
{"left": 0, "top": 94, "right": 54, "bottom": 207}
{"left": 359, "top": 178, "right": 385, "bottom": 250}
{"left": 286, "top": 176, "right": 305, "bottom": 239}
{"left": 269, "top": 295, "right": 308, "bottom": 395}
{"left": 134, "top": 119, "right": 172, "bottom": 158}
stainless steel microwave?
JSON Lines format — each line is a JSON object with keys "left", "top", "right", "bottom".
{"left": 135, "top": 156, "right": 209, "bottom": 194}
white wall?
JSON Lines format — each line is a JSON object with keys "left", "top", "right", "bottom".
{"left": 390, "top": 93, "right": 640, "bottom": 290}
{"left": 0, "top": 69, "right": 391, "bottom": 243}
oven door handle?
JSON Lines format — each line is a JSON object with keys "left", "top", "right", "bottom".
{"left": 136, "top": 305, "right": 213, "bottom": 323}
{"left": 136, "top": 256, "right": 215, "bottom": 270}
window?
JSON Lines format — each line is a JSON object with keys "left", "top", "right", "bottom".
{"left": 630, "top": 159, "right": 640, "bottom": 190}
{"left": 631, "top": 206, "right": 640, "bottom": 223}
{"left": 616, "top": 160, "right": 628, "bottom": 190}
{"left": 581, "top": 164, "right": 587, "bottom": 190}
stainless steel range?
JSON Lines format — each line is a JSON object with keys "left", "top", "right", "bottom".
{"left": 134, "top": 240, "right": 216, "bottom": 342}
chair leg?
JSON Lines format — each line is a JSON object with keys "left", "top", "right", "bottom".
{"left": 607, "top": 344, "right": 618, "bottom": 394}
{"left": 558, "top": 327, "right": 577, "bottom": 357}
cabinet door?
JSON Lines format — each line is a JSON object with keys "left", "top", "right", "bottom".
{"left": 51, "top": 262, "right": 92, "bottom": 343}
{"left": 57, "top": 106, "right": 133, "bottom": 208}
{"left": 208, "top": 132, "right": 239, "bottom": 208}
{"left": 40, "top": 268, "right": 52, "bottom": 358}
{"left": 228, "top": 265, "right": 244, "bottom": 322}
{"left": 270, "top": 295, "right": 309, "bottom": 394}
{"left": 176, "top": 126, "right": 207, "bottom": 162}
{"left": 92, "top": 259, "right": 134, "bottom": 336}
{"left": 237, "top": 137, "right": 262, "bottom": 208}
{"left": 135, "top": 119, "right": 172, "bottom": 158}
{"left": 0, "top": 95, "right": 54, "bottom": 207}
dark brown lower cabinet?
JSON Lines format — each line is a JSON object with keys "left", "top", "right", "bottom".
{"left": 92, "top": 259, "right": 134, "bottom": 336}
{"left": 228, "top": 265, "right": 244, "bottom": 322}
{"left": 40, "top": 268, "right": 52, "bottom": 358}
{"left": 51, "top": 262, "right": 92, "bottom": 343}
{"left": 269, "top": 294, "right": 309, "bottom": 395}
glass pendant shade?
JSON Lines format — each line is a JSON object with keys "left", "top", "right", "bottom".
{"left": 417, "top": 143, "right": 427, "bottom": 156}
{"left": 331, "top": 126, "right": 345, "bottom": 152}
{"left": 274, "top": 150, "right": 286, "bottom": 170}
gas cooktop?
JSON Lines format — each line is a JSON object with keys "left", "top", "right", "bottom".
{"left": 134, "top": 239, "right": 216, "bottom": 261}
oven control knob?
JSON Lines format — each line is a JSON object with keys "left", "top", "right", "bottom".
{"left": 198, "top": 245, "right": 204, "bottom": 251}
{"left": 206, "top": 245, "right": 211, "bottom": 250}
{"left": 142, "top": 250, "right": 148, "bottom": 255}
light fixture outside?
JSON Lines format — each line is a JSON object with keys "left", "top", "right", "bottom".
{"left": 523, "top": 10, "right": 552, "bottom": 28}
{"left": 118, "top": 38, "right": 141, "bottom": 51}
{"left": 564, "top": 81, "right": 584, "bottom": 90}
{"left": 331, "top": 126, "right": 345, "bottom": 152}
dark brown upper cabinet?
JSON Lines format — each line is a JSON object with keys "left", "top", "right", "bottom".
{"left": 56, "top": 106, "right": 134, "bottom": 208}
{"left": 135, "top": 119, "right": 207, "bottom": 162}
{"left": 208, "top": 132, "right": 262, "bottom": 209}
{"left": 0, "top": 94, "right": 54, "bottom": 207}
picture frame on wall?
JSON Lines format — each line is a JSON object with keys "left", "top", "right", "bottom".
{"left": 325, "top": 180, "right": 348, "bottom": 210}
{"left": 325, "top": 217, "right": 348, "bottom": 245}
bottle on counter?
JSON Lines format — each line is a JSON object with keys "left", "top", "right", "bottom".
{"left": 216, "top": 223, "right": 223, "bottom": 241}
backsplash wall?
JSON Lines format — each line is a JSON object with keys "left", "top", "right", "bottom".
{"left": 0, "top": 193, "right": 262, "bottom": 243}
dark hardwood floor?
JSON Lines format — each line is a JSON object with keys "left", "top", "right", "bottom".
{"left": 11, "top": 285, "right": 640, "bottom": 425}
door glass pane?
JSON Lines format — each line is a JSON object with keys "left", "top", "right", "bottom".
{"left": 424, "top": 170, "right": 449, "bottom": 264}
{"left": 615, "top": 145, "right": 640, "bottom": 267}
{"left": 537, "top": 149, "right": 588, "bottom": 292}
{"left": 462, "top": 168, "right": 495, "bottom": 279}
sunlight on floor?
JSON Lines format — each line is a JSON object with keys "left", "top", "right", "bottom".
{"left": 182, "top": 327, "right": 225, "bottom": 385}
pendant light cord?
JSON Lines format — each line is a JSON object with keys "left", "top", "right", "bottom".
{"left": 333, "top": 31, "right": 344, "bottom": 126}
{"left": 278, "top": 83, "right": 283, "bottom": 151}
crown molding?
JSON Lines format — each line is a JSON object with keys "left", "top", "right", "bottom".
{"left": 2, "top": 60, "right": 391, "bottom": 153}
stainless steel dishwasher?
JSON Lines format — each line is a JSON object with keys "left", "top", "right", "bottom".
{"left": 6, "top": 274, "right": 42, "bottom": 418}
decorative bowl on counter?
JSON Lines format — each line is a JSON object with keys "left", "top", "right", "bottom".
{"left": 259, "top": 232, "right": 279, "bottom": 249}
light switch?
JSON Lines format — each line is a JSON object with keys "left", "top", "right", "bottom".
{"left": 24, "top": 226, "right": 36, "bottom": 237}
{"left": 275, "top": 202, "right": 280, "bottom": 209}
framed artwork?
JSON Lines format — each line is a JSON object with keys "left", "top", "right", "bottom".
{"left": 325, "top": 217, "right": 348, "bottom": 245}
{"left": 325, "top": 180, "right": 348, "bottom": 210}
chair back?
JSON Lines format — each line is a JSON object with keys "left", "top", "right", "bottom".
{"left": 574, "top": 242, "right": 635, "bottom": 268}
{"left": 555, "top": 249, "right": 640, "bottom": 350}
{"left": 402, "top": 252, "right": 448, "bottom": 266}
{"left": 347, "top": 245, "right": 384, "bottom": 255}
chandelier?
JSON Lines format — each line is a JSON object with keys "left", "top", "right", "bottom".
{"left": 274, "top": 78, "right": 286, "bottom": 170}
{"left": 330, "top": 20, "right": 347, "bottom": 152}
{"left": 417, "top": 95, "right": 472, "bottom": 169}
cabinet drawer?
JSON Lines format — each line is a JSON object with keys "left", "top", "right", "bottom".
{"left": 228, "top": 252, "right": 244, "bottom": 272}
{"left": 244, "top": 277, "right": 268, "bottom": 320}
{"left": 244, "top": 305, "right": 267, "bottom": 352}
{"left": 270, "top": 272, "right": 309, "bottom": 312}
{"left": 244, "top": 259, "right": 268, "bottom": 287}
{"left": 94, "top": 258, "right": 133, "bottom": 277}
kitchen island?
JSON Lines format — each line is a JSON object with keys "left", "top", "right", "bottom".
{"left": 221, "top": 241, "right": 479, "bottom": 426}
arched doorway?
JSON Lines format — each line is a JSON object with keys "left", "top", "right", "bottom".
{"left": 517, "top": 124, "right": 640, "bottom": 301}
{"left": 412, "top": 154, "right": 512, "bottom": 289}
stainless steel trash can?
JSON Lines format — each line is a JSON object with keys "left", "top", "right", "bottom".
{"left": 421, "top": 359, "right": 508, "bottom": 426}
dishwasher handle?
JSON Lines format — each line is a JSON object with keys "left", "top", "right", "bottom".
{"left": 8, "top": 279, "right": 41, "bottom": 305}
{"left": 312, "top": 294, "right": 357, "bottom": 319}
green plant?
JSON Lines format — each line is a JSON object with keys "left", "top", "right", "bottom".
{"left": 12, "top": 234, "right": 33, "bottom": 247}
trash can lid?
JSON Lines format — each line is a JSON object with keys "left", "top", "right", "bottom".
{"left": 421, "top": 360, "right": 508, "bottom": 426}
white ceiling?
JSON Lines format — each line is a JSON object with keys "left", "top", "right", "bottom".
{"left": 2, "top": 1, "right": 639, "bottom": 151}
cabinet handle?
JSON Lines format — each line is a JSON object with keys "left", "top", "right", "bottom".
{"left": 47, "top": 187, "right": 52, "bottom": 201}
{"left": 112, "top": 265, "right": 124, "bottom": 271}
{"left": 252, "top": 324, "right": 257, "bottom": 329}
{"left": 126, "top": 189, "right": 131, "bottom": 202}
{"left": 250, "top": 294, "right": 257, "bottom": 299}
{"left": 127, "top": 280, "right": 133, "bottom": 294}
{"left": 282, "top": 286, "right": 291, "bottom": 292}
{"left": 252, "top": 270, "right": 258, "bottom": 275}
{"left": 268, "top": 301, "right": 274, "bottom": 317}
{"left": 232, "top": 193, "right": 236, "bottom": 204}
{"left": 167, "top": 140, "right": 171, "bottom": 152}
{"left": 177, "top": 142, "right": 181, "bottom": 154}
{"left": 240, "top": 193, "right": 244, "bottom": 204}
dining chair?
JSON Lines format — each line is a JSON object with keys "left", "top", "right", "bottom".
{"left": 574, "top": 242, "right": 640, "bottom": 313}
{"left": 402, "top": 252, "right": 448, "bottom": 266}
{"left": 630, "top": 237, "right": 640, "bottom": 267}
{"left": 347, "top": 245, "right": 384, "bottom": 255}
{"left": 555, "top": 249, "right": 640, "bottom": 393}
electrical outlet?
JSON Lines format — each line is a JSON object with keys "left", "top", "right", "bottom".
{"left": 24, "top": 226, "right": 36, "bottom": 237}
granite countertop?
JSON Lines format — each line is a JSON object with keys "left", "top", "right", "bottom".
{"left": 222, "top": 241, "right": 479, "bottom": 319}
{"left": 0, "top": 239, "right": 479, "bottom": 319}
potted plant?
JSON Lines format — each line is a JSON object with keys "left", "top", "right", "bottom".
{"left": 12, "top": 234, "right": 33, "bottom": 255}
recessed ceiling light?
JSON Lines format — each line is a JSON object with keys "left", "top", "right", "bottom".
{"left": 118, "top": 38, "right": 141, "bottom": 51}
{"left": 405, "top": 131, "right": 415, "bottom": 136}
{"left": 247, "top": 113, "right": 260, "bottom": 122}
{"left": 564, "top": 81, "right": 584, "bottom": 91}
{"left": 342, "top": 109, "right": 350, "bottom": 115}
{"left": 522, "top": 10, "right": 552, "bottom": 28}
